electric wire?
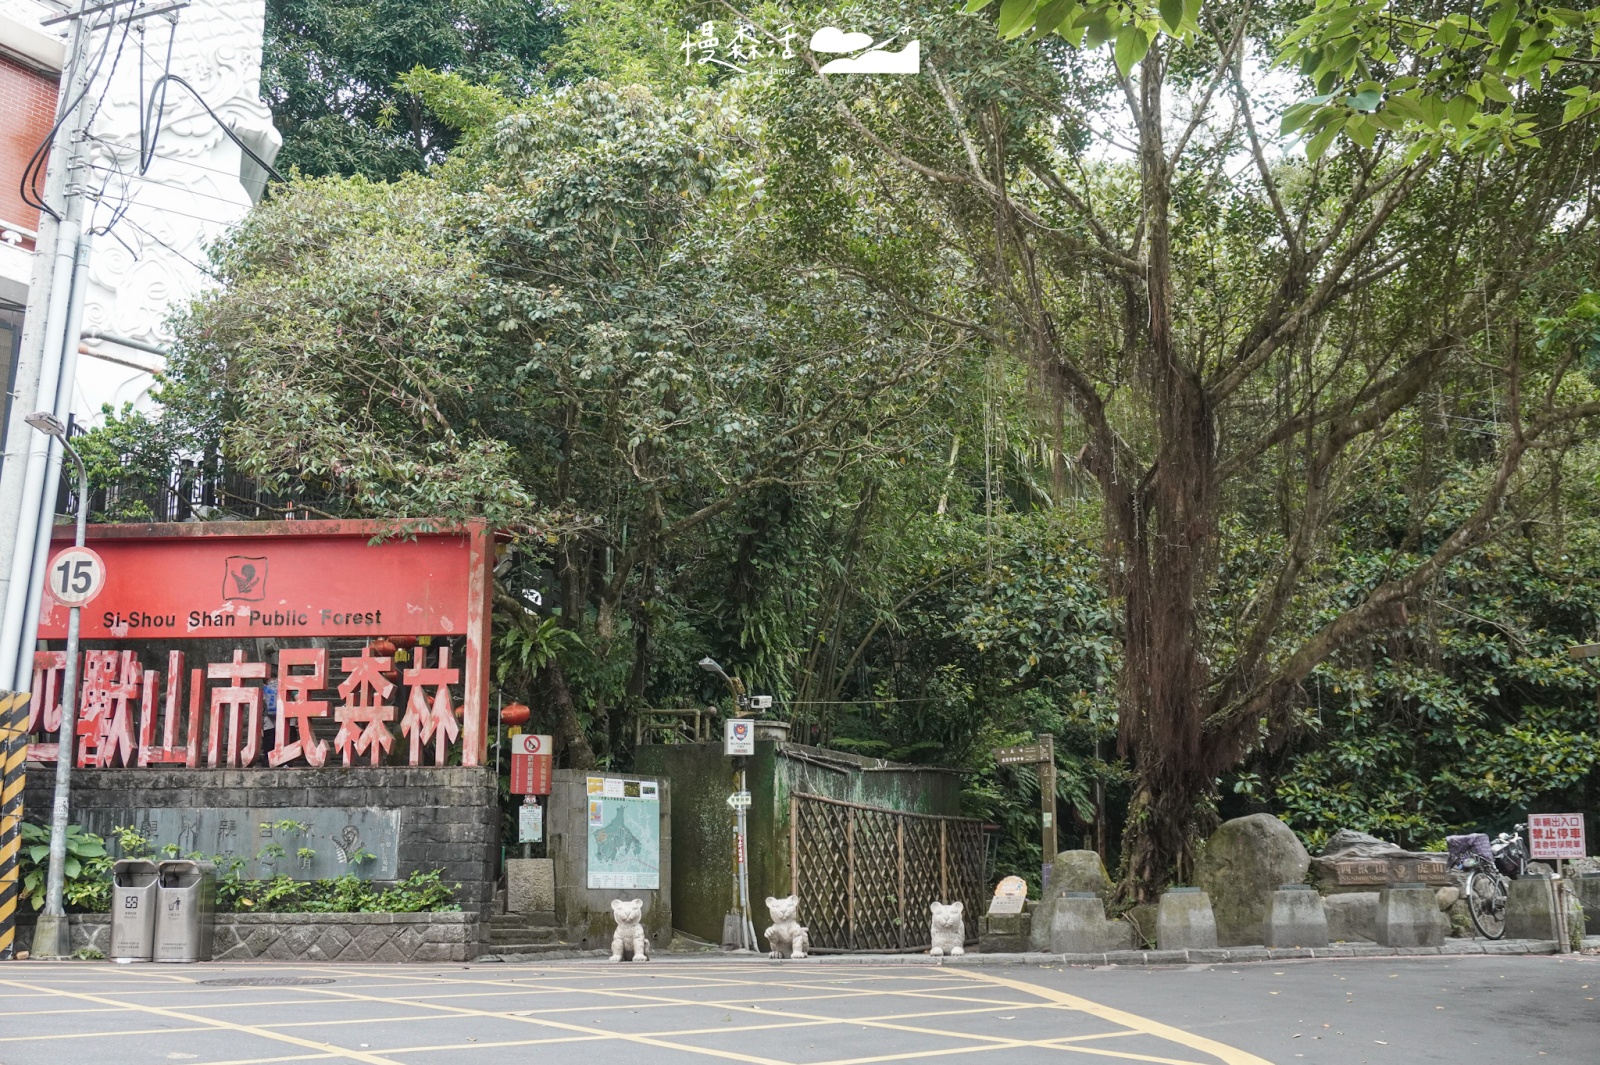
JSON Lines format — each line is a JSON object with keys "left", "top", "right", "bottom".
{"left": 141, "top": 74, "right": 286, "bottom": 184}
{"left": 18, "top": 0, "right": 131, "bottom": 220}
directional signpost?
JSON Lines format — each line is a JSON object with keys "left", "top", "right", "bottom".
{"left": 994, "top": 733, "right": 1056, "bottom": 891}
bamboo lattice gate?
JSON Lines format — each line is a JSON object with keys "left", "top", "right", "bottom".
{"left": 789, "top": 792, "right": 986, "bottom": 953}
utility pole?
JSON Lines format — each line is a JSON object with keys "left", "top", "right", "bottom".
{"left": 23, "top": 412, "right": 93, "bottom": 959}
{"left": 0, "top": 0, "right": 93, "bottom": 687}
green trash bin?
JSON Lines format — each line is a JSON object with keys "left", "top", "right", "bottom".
{"left": 154, "top": 860, "right": 216, "bottom": 962}
{"left": 110, "top": 859, "right": 161, "bottom": 961}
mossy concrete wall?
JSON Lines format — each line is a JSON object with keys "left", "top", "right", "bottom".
{"left": 635, "top": 741, "right": 962, "bottom": 943}
{"left": 546, "top": 769, "right": 672, "bottom": 950}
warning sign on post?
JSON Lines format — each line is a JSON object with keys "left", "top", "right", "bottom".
{"left": 509, "top": 735, "right": 553, "bottom": 795}
{"left": 1527, "top": 813, "right": 1586, "bottom": 859}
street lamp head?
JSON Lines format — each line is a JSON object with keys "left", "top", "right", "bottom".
{"left": 698, "top": 656, "right": 728, "bottom": 679}
{"left": 25, "top": 410, "right": 66, "bottom": 440}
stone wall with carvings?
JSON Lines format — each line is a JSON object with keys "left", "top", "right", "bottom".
{"left": 15, "top": 911, "right": 480, "bottom": 961}
{"left": 21, "top": 766, "right": 501, "bottom": 917}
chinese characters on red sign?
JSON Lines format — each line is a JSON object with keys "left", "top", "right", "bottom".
{"left": 29, "top": 519, "right": 495, "bottom": 766}
{"left": 1527, "top": 813, "right": 1587, "bottom": 860}
{"left": 27, "top": 644, "right": 464, "bottom": 769}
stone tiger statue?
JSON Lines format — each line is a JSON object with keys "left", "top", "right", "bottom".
{"left": 609, "top": 898, "right": 650, "bottom": 962}
{"left": 928, "top": 900, "right": 965, "bottom": 956}
{"left": 763, "top": 895, "right": 810, "bottom": 959}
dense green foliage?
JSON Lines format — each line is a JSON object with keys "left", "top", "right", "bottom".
{"left": 17, "top": 822, "right": 111, "bottom": 912}
{"left": 264, "top": 0, "right": 562, "bottom": 178}
{"left": 84, "top": 0, "right": 1600, "bottom": 891}
{"left": 18, "top": 824, "right": 460, "bottom": 914}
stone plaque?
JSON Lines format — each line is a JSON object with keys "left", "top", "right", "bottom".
{"left": 988, "top": 874, "right": 1028, "bottom": 914}
{"left": 82, "top": 806, "right": 400, "bottom": 880}
{"left": 987, "top": 894, "right": 1026, "bottom": 915}
{"left": 1327, "top": 857, "right": 1451, "bottom": 887}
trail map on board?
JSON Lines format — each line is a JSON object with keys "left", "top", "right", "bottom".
{"left": 586, "top": 777, "right": 661, "bottom": 889}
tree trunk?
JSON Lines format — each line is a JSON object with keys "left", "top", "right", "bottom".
{"left": 1111, "top": 45, "right": 1221, "bottom": 899}
{"left": 543, "top": 660, "right": 596, "bottom": 769}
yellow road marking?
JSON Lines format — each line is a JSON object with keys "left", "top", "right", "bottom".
{"left": 2, "top": 962, "right": 1278, "bottom": 1065}
{"left": 0, "top": 979, "right": 408, "bottom": 1065}
{"left": 0, "top": 1024, "right": 219, "bottom": 1041}
{"left": 220, "top": 969, "right": 1074, "bottom": 1065}
{"left": 263, "top": 969, "right": 1136, "bottom": 1061}
{"left": 950, "top": 968, "right": 1276, "bottom": 1065}
{"left": 178, "top": 1049, "right": 334, "bottom": 1055}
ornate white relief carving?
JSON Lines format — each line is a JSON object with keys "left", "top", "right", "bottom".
{"left": 70, "top": 0, "right": 279, "bottom": 417}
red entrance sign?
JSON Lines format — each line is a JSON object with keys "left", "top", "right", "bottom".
{"left": 30, "top": 520, "right": 494, "bottom": 767}
{"left": 38, "top": 521, "right": 481, "bottom": 640}
{"left": 510, "top": 753, "right": 552, "bottom": 795}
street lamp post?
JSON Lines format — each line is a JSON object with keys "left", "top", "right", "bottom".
{"left": 700, "top": 656, "right": 757, "bottom": 951}
{"left": 24, "top": 411, "right": 87, "bottom": 959}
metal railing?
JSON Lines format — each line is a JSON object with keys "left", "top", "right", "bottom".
{"left": 55, "top": 421, "right": 338, "bottom": 523}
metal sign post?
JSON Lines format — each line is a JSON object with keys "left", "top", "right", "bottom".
{"left": 994, "top": 734, "right": 1056, "bottom": 892}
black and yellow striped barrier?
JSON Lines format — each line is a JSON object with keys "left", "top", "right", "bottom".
{"left": 0, "top": 689, "right": 29, "bottom": 961}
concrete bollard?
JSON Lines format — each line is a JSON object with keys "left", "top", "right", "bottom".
{"left": 1505, "top": 874, "right": 1561, "bottom": 942}
{"left": 1156, "top": 887, "right": 1218, "bottom": 950}
{"left": 1574, "top": 873, "right": 1600, "bottom": 936}
{"left": 1375, "top": 883, "right": 1444, "bottom": 947}
{"left": 1323, "top": 891, "right": 1378, "bottom": 942}
{"left": 1497, "top": 869, "right": 1574, "bottom": 940}
{"left": 1049, "top": 892, "right": 1132, "bottom": 953}
{"left": 1264, "top": 884, "right": 1329, "bottom": 948}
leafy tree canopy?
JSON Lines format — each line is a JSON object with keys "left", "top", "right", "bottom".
{"left": 263, "top": 0, "right": 563, "bottom": 178}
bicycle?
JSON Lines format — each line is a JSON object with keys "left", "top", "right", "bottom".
{"left": 1450, "top": 824, "right": 1529, "bottom": 940}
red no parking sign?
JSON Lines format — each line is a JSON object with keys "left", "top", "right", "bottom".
{"left": 510, "top": 733, "right": 552, "bottom": 794}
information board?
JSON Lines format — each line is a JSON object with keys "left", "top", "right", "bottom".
{"left": 518, "top": 802, "right": 543, "bottom": 843}
{"left": 586, "top": 776, "right": 661, "bottom": 889}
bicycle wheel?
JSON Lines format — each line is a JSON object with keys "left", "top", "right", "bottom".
{"left": 1466, "top": 870, "right": 1506, "bottom": 940}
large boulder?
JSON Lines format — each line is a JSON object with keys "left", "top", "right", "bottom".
{"left": 1029, "top": 850, "right": 1115, "bottom": 950}
{"left": 1195, "top": 814, "right": 1311, "bottom": 947}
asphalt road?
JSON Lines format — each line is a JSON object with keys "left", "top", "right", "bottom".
{"left": 0, "top": 953, "right": 1595, "bottom": 1065}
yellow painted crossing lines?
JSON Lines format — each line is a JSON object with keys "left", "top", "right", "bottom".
{"left": 0, "top": 978, "right": 412, "bottom": 1065}
{"left": 0, "top": 962, "right": 1274, "bottom": 1065}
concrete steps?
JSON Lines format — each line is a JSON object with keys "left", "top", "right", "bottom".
{"left": 488, "top": 909, "right": 563, "bottom": 952}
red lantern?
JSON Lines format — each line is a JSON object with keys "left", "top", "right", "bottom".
{"left": 501, "top": 702, "right": 531, "bottom": 726}
{"left": 368, "top": 638, "right": 397, "bottom": 657}
{"left": 388, "top": 635, "right": 419, "bottom": 649}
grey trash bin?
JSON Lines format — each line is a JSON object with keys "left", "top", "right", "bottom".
{"left": 110, "top": 859, "right": 161, "bottom": 961}
{"left": 153, "top": 860, "right": 216, "bottom": 962}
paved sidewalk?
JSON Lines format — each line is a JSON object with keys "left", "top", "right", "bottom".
{"left": 486, "top": 935, "right": 1600, "bottom": 966}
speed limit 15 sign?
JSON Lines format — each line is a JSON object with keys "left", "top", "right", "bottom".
{"left": 47, "top": 546, "right": 106, "bottom": 606}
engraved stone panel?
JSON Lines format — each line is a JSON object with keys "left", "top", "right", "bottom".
{"left": 80, "top": 806, "right": 399, "bottom": 880}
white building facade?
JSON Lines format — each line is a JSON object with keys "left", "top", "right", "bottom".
{"left": 0, "top": 0, "right": 279, "bottom": 424}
